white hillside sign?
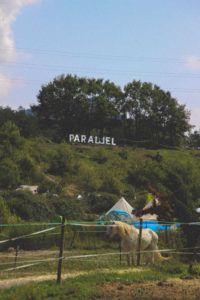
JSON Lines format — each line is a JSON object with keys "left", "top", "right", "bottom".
{"left": 69, "top": 134, "right": 116, "bottom": 146}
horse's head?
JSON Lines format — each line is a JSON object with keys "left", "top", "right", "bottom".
{"left": 106, "top": 221, "right": 119, "bottom": 238}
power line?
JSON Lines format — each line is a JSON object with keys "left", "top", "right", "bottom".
{"left": 1, "top": 46, "right": 199, "bottom": 64}
{"left": 3, "top": 62, "right": 200, "bottom": 80}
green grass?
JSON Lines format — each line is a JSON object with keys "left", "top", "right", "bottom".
{"left": 0, "top": 247, "right": 132, "bottom": 279}
{"left": 0, "top": 263, "right": 193, "bottom": 300}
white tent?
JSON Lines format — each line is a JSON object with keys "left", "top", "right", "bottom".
{"left": 106, "top": 197, "right": 138, "bottom": 221}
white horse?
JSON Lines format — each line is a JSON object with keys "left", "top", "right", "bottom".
{"left": 106, "top": 221, "right": 170, "bottom": 265}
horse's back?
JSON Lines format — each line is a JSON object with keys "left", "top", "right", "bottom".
{"left": 144, "top": 228, "right": 158, "bottom": 244}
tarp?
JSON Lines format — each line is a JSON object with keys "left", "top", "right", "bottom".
{"left": 106, "top": 210, "right": 133, "bottom": 222}
{"left": 133, "top": 220, "right": 180, "bottom": 232}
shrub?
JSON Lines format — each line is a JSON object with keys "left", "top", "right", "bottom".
{"left": 6, "top": 191, "right": 54, "bottom": 221}
{"left": 18, "top": 154, "right": 38, "bottom": 182}
{"left": 0, "top": 196, "right": 10, "bottom": 223}
{"left": 0, "top": 158, "right": 21, "bottom": 189}
{"left": 87, "top": 192, "right": 118, "bottom": 214}
{"left": 101, "top": 171, "right": 122, "bottom": 195}
{"left": 92, "top": 148, "right": 108, "bottom": 164}
{"left": 49, "top": 143, "right": 74, "bottom": 175}
{"left": 78, "top": 163, "right": 101, "bottom": 192}
{"left": 50, "top": 195, "right": 85, "bottom": 220}
{"left": 118, "top": 149, "right": 128, "bottom": 160}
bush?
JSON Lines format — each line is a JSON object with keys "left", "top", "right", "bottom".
{"left": 87, "top": 192, "right": 118, "bottom": 214}
{"left": 0, "top": 196, "right": 10, "bottom": 223}
{"left": 0, "top": 158, "right": 21, "bottom": 189}
{"left": 6, "top": 191, "right": 54, "bottom": 221}
{"left": 118, "top": 149, "right": 128, "bottom": 160}
{"left": 101, "top": 171, "right": 122, "bottom": 195}
{"left": 49, "top": 143, "right": 74, "bottom": 175}
{"left": 92, "top": 148, "right": 108, "bottom": 164}
{"left": 18, "top": 154, "right": 38, "bottom": 182}
{"left": 49, "top": 195, "right": 85, "bottom": 220}
{"left": 78, "top": 163, "right": 101, "bottom": 192}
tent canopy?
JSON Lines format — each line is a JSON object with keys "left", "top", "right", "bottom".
{"left": 106, "top": 197, "right": 134, "bottom": 216}
{"left": 105, "top": 197, "right": 138, "bottom": 222}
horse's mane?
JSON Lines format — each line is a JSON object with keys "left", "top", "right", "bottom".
{"left": 114, "top": 221, "right": 137, "bottom": 238}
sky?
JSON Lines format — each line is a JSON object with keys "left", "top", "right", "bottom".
{"left": 0, "top": 0, "right": 200, "bottom": 129}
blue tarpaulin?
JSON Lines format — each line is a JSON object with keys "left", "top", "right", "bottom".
{"left": 99, "top": 210, "right": 133, "bottom": 222}
{"left": 99, "top": 210, "right": 180, "bottom": 232}
{"left": 133, "top": 220, "right": 180, "bottom": 232}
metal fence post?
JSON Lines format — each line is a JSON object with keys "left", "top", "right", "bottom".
{"left": 137, "top": 218, "right": 143, "bottom": 266}
{"left": 57, "top": 215, "right": 66, "bottom": 284}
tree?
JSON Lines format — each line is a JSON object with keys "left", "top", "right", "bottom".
{"left": 32, "top": 75, "right": 191, "bottom": 146}
{"left": 128, "top": 154, "right": 200, "bottom": 249}
{"left": 32, "top": 75, "right": 91, "bottom": 140}
{"left": 88, "top": 79, "right": 122, "bottom": 136}
{"left": 122, "top": 81, "right": 191, "bottom": 146}
{"left": 32, "top": 75, "right": 122, "bottom": 140}
{"left": 0, "top": 106, "right": 15, "bottom": 126}
{"left": 0, "top": 121, "right": 24, "bottom": 155}
{"left": 14, "top": 107, "right": 40, "bottom": 138}
{"left": 185, "top": 130, "right": 200, "bottom": 148}
{"left": 122, "top": 81, "right": 151, "bottom": 140}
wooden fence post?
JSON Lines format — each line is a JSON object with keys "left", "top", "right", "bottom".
{"left": 57, "top": 215, "right": 66, "bottom": 284}
{"left": 14, "top": 245, "right": 19, "bottom": 267}
{"left": 137, "top": 218, "right": 143, "bottom": 266}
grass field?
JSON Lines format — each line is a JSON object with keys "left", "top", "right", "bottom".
{"left": 1, "top": 246, "right": 200, "bottom": 299}
{"left": 0, "top": 262, "right": 200, "bottom": 300}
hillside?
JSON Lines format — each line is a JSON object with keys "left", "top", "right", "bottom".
{"left": 1, "top": 128, "right": 200, "bottom": 225}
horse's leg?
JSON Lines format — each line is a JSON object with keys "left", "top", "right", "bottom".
{"left": 143, "top": 248, "right": 150, "bottom": 265}
{"left": 131, "top": 251, "right": 135, "bottom": 265}
{"left": 148, "top": 245, "right": 155, "bottom": 264}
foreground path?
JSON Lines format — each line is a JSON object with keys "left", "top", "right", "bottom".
{"left": 0, "top": 268, "right": 142, "bottom": 288}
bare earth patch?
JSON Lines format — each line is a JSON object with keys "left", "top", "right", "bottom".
{"left": 99, "top": 278, "right": 200, "bottom": 300}
{"left": 0, "top": 268, "right": 200, "bottom": 299}
{"left": 1, "top": 251, "right": 200, "bottom": 299}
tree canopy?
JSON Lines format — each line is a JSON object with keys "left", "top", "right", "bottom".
{"left": 31, "top": 74, "right": 191, "bottom": 147}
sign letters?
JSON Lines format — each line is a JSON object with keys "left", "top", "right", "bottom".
{"left": 69, "top": 134, "right": 116, "bottom": 146}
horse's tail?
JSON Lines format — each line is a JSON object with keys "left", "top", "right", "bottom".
{"left": 154, "top": 246, "right": 171, "bottom": 261}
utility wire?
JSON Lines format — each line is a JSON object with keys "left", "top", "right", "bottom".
{"left": 0, "top": 46, "right": 199, "bottom": 64}
{"left": 3, "top": 61, "right": 200, "bottom": 79}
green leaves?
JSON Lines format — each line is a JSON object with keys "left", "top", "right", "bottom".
{"left": 0, "top": 158, "right": 20, "bottom": 189}
{"left": 123, "top": 80, "right": 190, "bottom": 146}
{"left": 32, "top": 75, "right": 121, "bottom": 140}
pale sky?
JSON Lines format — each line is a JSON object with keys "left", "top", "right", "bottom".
{"left": 1, "top": 0, "right": 200, "bottom": 129}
